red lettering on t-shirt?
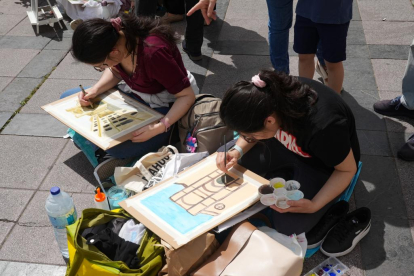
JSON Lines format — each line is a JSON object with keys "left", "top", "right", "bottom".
{"left": 275, "top": 129, "right": 311, "bottom": 158}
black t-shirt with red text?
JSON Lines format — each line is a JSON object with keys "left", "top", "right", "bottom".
{"left": 274, "top": 78, "right": 360, "bottom": 173}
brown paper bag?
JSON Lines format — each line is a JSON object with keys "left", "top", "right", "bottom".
{"left": 114, "top": 145, "right": 178, "bottom": 193}
{"left": 158, "top": 233, "right": 219, "bottom": 276}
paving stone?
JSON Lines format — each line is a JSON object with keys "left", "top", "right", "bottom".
{"left": 18, "top": 50, "right": 67, "bottom": 79}
{"left": 0, "top": 222, "right": 14, "bottom": 245}
{"left": 0, "top": 76, "right": 13, "bottom": 92}
{"left": 0, "top": 112, "right": 12, "bottom": 128}
{"left": 372, "top": 59, "right": 407, "bottom": 91}
{"left": 2, "top": 113, "right": 68, "bottom": 137}
{"left": 356, "top": 155, "right": 407, "bottom": 219}
{"left": 0, "top": 189, "right": 34, "bottom": 221}
{"left": 20, "top": 78, "right": 97, "bottom": 114}
{"left": 352, "top": 0, "right": 361, "bottom": 21}
{"left": 225, "top": 0, "right": 268, "bottom": 19}
{"left": 360, "top": 218, "right": 414, "bottom": 275}
{"left": 410, "top": 220, "right": 414, "bottom": 242}
{"left": 0, "top": 1, "right": 29, "bottom": 15}
{"left": 0, "top": 136, "right": 66, "bottom": 189}
{"left": 358, "top": 0, "right": 414, "bottom": 22}
{"left": 204, "top": 54, "right": 273, "bottom": 86}
{"left": 0, "top": 224, "right": 65, "bottom": 265}
{"left": 40, "top": 142, "right": 98, "bottom": 194}
{"left": 49, "top": 53, "right": 102, "bottom": 80}
{"left": 363, "top": 21, "right": 414, "bottom": 45}
{"left": 214, "top": 0, "right": 231, "bottom": 19}
{"left": 0, "top": 14, "right": 26, "bottom": 35}
{"left": 394, "top": 147, "right": 414, "bottom": 220}
{"left": 218, "top": 18, "right": 269, "bottom": 42}
{"left": 72, "top": 193, "right": 98, "bottom": 215}
{"left": 357, "top": 130, "right": 391, "bottom": 156}
{"left": 0, "top": 262, "right": 66, "bottom": 276}
{"left": 44, "top": 35, "right": 73, "bottom": 50}
{"left": 355, "top": 155, "right": 414, "bottom": 275}
{"left": 346, "top": 44, "right": 370, "bottom": 58}
{"left": 369, "top": 45, "right": 410, "bottom": 60}
{"left": 347, "top": 20, "right": 366, "bottom": 45}
{"left": 6, "top": 16, "right": 58, "bottom": 38}
{"left": 388, "top": 132, "right": 412, "bottom": 158}
{"left": 0, "top": 77, "right": 42, "bottom": 112}
{"left": 0, "top": 49, "right": 39, "bottom": 77}
{"left": 342, "top": 90, "right": 385, "bottom": 131}
{"left": 200, "top": 83, "right": 233, "bottom": 99}
{"left": 377, "top": 91, "right": 414, "bottom": 133}
{"left": 18, "top": 191, "right": 51, "bottom": 227}
{"left": 0, "top": 35, "right": 51, "bottom": 50}
{"left": 343, "top": 58, "right": 377, "bottom": 91}
{"left": 212, "top": 41, "right": 269, "bottom": 56}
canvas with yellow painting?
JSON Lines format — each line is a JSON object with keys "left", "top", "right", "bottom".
{"left": 42, "top": 89, "right": 163, "bottom": 150}
{"left": 120, "top": 154, "right": 268, "bottom": 249}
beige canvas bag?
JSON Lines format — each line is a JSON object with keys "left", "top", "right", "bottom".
{"left": 192, "top": 222, "right": 303, "bottom": 276}
{"left": 114, "top": 145, "right": 178, "bottom": 193}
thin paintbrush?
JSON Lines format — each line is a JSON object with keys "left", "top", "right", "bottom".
{"left": 79, "top": 84, "right": 94, "bottom": 108}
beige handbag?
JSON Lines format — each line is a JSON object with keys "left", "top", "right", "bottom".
{"left": 192, "top": 222, "right": 303, "bottom": 276}
{"left": 114, "top": 145, "right": 178, "bottom": 193}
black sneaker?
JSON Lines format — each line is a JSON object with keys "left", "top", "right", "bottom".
{"left": 182, "top": 40, "right": 202, "bottom": 61}
{"left": 320, "top": 207, "right": 371, "bottom": 257}
{"left": 306, "top": 200, "right": 349, "bottom": 249}
{"left": 373, "top": 96, "right": 414, "bottom": 119}
{"left": 397, "top": 134, "right": 414, "bottom": 161}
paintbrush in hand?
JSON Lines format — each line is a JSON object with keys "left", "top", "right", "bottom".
{"left": 79, "top": 85, "right": 94, "bottom": 108}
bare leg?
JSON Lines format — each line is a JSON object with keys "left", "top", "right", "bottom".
{"left": 298, "top": 54, "right": 316, "bottom": 79}
{"left": 325, "top": 60, "right": 344, "bottom": 94}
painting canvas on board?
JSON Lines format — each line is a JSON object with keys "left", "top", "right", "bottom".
{"left": 120, "top": 154, "right": 268, "bottom": 249}
{"left": 42, "top": 89, "right": 163, "bottom": 150}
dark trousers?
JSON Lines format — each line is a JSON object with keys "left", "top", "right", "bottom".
{"left": 135, "top": 0, "right": 204, "bottom": 53}
{"left": 223, "top": 139, "right": 338, "bottom": 235}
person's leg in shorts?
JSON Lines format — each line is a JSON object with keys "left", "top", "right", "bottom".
{"left": 293, "top": 15, "right": 319, "bottom": 80}
{"left": 317, "top": 20, "right": 350, "bottom": 94}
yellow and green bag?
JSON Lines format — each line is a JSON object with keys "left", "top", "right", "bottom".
{"left": 66, "top": 208, "right": 164, "bottom": 276}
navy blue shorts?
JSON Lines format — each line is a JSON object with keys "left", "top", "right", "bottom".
{"left": 293, "top": 15, "right": 350, "bottom": 63}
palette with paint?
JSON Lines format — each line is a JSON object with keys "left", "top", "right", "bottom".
{"left": 303, "top": 257, "right": 349, "bottom": 276}
{"left": 258, "top": 178, "right": 304, "bottom": 208}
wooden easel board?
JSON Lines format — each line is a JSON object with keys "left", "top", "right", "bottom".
{"left": 120, "top": 153, "right": 268, "bottom": 249}
{"left": 42, "top": 89, "right": 163, "bottom": 150}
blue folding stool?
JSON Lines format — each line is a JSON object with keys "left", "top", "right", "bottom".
{"left": 305, "top": 161, "right": 363, "bottom": 258}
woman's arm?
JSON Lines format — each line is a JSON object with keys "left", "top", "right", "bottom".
{"left": 79, "top": 68, "right": 121, "bottom": 106}
{"left": 131, "top": 86, "right": 196, "bottom": 142}
{"left": 216, "top": 137, "right": 257, "bottom": 172}
{"left": 272, "top": 148, "right": 357, "bottom": 213}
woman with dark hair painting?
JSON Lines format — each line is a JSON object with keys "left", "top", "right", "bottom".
{"left": 216, "top": 70, "right": 360, "bottom": 236}
{"left": 62, "top": 14, "right": 197, "bottom": 161}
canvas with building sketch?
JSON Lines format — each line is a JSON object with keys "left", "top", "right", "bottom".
{"left": 42, "top": 89, "right": 163, "bottom": 150}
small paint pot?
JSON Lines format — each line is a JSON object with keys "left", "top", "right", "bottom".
{"left": 260, "top": 194, "right": 276, "bottom": 206}
{"left": 275, "top": 196, "right": 290, "bottom": 209}
{"left": 270, "top": 177, "right": 286, "bottom": 189}
{"left": 285, "top": 180, "right": 301, "bottom": 191}
{"left": 258, "top": 184, "right": 274, "bottom": 195}
{"left": 286, "top": 190, "right": 304, "bottom": 201}
{"left": 273, "top": 187, "right": 287, "bottom": 197}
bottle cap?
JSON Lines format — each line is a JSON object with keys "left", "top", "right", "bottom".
{"left": 50, "top": 186, "right": 60, "bottom": 195}
{"left": 95, "top": 188, "right": 106, "bottom": 202}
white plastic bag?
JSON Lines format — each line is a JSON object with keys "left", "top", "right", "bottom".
{"left": 82, "top": 0, "right": 103, "bottom": 19}
{"left": 258, "top": 226, "right": 307, "bottom": 257}
{"left": 161, "top": 151, "right": 209, "bottom": 181}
